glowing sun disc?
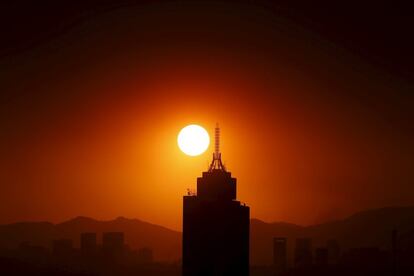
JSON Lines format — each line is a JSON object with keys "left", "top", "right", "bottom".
{"left": 178, "top": 125, "right": 210, "bottom": 156}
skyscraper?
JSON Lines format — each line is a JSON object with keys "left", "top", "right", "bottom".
{"left": 273, "top": 237, "right": 288, "bottom": 273}
{"left": 102, "top": 232, "right": 125, "bottom": 262}
{"left": 80, "top": 232, "right": 97, "bottom": 256}
{"left": 182, "top": 125, "right": 250, "bottom": 276}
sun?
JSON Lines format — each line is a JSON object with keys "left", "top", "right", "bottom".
{"left": 177, "top": 124, "right": 210, "bottom": 156}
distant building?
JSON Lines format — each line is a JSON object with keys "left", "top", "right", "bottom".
{"left": 273, "top": 237, "right": 287, "bottom": 273}
{"left": 182, "top": 125, "right": 250, "bottom": 276}
{"left": 294, "top": 238, "right": 312, "bottom": 268}
{"left": 52, "top": 239, "right": 73, "bottom": 259}
{"left": 102, "top": 232, "right": 125, "bottom": 261}
{"left": 327, "top": 239, "right": 340, "bottom": 264}
{"left": 137, "top": 247, "right": 153, "bottom": 264}
{"left": 342, "top": 247, "right": 387, "bottom": 268}
{"left": 80, "top": 232, "right": 97, "bottom": 256}
{"left": 19, "top": 242, "right": 50, "bottom": 262}
{"left": 392, "top": 229, "right": 398, "bottom": 274}
{"left": 315, "top": 247, "right": 329, "bottom": 266}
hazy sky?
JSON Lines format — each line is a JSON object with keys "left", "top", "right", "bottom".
{"left": 0, "top": 2, "right": 413, "bottom": 230}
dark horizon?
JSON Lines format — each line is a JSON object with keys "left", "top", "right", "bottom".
{"left": 1, "top": 205, "right": 414, "bottom": 275}
{"left": 1, "top": 205, "right": 414, "bottom": 261}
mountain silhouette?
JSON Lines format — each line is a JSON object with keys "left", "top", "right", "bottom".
{"left": 0, "top": 216, "right": 181, "bottom": 262}
{"left": 251, "top": 206, "right": 414, "bottom": 265}
{"left": 1, "top": 206, "right": 414, "bottom": 265}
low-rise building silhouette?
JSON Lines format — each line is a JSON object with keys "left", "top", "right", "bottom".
{"left": 315, "top": 247, "right": 328, "bottom": 266}
{"left": 294, "top": 238, "right": 312, "bottom": 268}
{"left": 137, "top": 247, "right": 153, "bottom": 264}
{"left": 327, "top": 239, "right": 340, "bottom": 264}
{"left": 52, "top": 238, "right": 74, "bottom": 262}
{"left": 341, "top": 247, "right": 388, "bottom": 268}
{"left": 18, "top": 242, "right": 50, "bottom": 263}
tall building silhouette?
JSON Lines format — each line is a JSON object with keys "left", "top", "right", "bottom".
{"left": 273, "top": 237, "right": 287, "bottom": 273}
{"left": 183, "top": 125, "right": 250, "bottom": 276}
{"left": 81, "top": 232, "right": 97, "bottom": 256}
{"left": 102, "top": 232, "right": 125, "bottom": 261}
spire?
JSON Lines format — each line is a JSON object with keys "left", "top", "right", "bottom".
{"left": 208, "top": 123, "right": 226, "bottom": 172}
{"left": 214, "top": 123, "right": 220, "bottom": 159}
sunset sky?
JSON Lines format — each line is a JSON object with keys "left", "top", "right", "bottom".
{"left": 0, "top": 1, "right": 413, "bottom": 230}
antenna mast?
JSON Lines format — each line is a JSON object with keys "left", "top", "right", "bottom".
{"left": 209, "top": 123, "right": 226, "bottom": 171}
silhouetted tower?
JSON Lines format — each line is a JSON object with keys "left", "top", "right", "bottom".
{"left": 273, "top": 237, "right": 287, "bottom": 274}
{"left": 183, "top": 124, "right": 250, "bottom": 276}
{"left": 294, "top": 238, "right": 312, "bottom": 268}
{"left": 81, "top": 232, "right": 97, "bottom": 256}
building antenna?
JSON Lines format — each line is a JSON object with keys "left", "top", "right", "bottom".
{"left": 215, "top": 123, "right": 220, "bottom": 159}
{"left": 209, "top": 123, "right": 226, "bottom": 172}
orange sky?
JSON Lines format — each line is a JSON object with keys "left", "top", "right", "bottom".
{"left": 0, "top": 2, "right": 413, "bottom": 230}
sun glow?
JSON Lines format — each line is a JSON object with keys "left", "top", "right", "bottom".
{"left": 177, "top": 125, "right": 210, "bottom": 156}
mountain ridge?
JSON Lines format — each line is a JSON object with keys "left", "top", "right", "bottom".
{"left": 1, "top": 206, "right": 414, "bottom": 264}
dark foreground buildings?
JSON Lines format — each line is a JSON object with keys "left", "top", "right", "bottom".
{"left": 183, "top": 125, "right": 250, "bottom": 276}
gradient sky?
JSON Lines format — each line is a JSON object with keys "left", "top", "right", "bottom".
{"left": 0, "top": 1, "right": 413, "bottom": 230}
